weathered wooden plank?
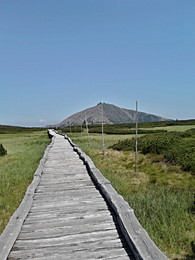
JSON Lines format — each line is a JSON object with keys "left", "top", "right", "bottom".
{"left": 24, "top": 210, "right": 111, "bottom": 224}
{"left": 9, "top": 239, "right": 127, "bottom": 258}
{"left": 12, "top": 229, "right": 120, "bottom": 249}
{"left": 36, "top": 182, "right": 93, "bottom": 190}
{"left": 27, "top": 207, "right": 109, "bottom": 221}
{"left": 43, "top": 163, "right": 85, "bottom": 169}
{"left": 33, "top": 190, "right": 101, "bottom": 199}
{"left": 21, "top": 214, "right": 114, "bottom": 232}
{"left": 32, "top": 192, "right": 101, "bottom": 204}
{"left": 34, "top": 185, "right": 97, "bottom": 194}
{"left": 32, "top": 196, "right": 103, "bottom": 206}
{"left": 33, "top": 186, "right": 99, "bottom": 195}
{"left": 25, "top": 209, "right": 112, "bottom": 224}
{"left": 31, "top": 196, "right": 106, "bottom": 208}
{"left": 18, "top": 222, "right": 117, "bottom": 240}
{"left": 40, "top": 172, "right": 89, "bottom": 180}
{"left": 8, "top": 248, "right": 131, "bottom": 260}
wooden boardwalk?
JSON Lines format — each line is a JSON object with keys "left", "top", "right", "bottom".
{"left": 6, "top": 131, "right": 134, "bottom": 259}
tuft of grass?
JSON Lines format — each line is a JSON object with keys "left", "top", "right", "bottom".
{"left": 128, "top": 187, "right": 194, "bottom": 259}
{"left": 0, "top": 130, "right": 50, "bottom": 233}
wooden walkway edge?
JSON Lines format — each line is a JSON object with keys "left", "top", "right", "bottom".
{"left": 0, "top": 130, "right": 169, "bottom": 260}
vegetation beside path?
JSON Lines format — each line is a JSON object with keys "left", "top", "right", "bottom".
{"left": 0, "top": 126, "right": 50, "bottom": 234}
{"left": 65, "top": 123, "right": 195, "bottom": 260}
{"left": 110, "top": 129, "right": 195, "bottom": 173}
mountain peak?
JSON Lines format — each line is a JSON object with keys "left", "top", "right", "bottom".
{"left": 54, "top": 102, "right": 168, "bottom": 128}
{"left": 53, "top": 103, "right": 170, "bottom": 128}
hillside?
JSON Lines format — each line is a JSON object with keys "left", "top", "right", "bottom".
{"left": 0, "top": 125, "right": 45, "bottom": 134}
{"left": 53, "top": 103, "right": 170, "bottom": 128}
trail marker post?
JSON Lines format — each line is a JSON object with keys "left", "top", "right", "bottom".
{"left": 101, "top": 103, "right": 105, "bottom": 154}
{"left": 81, "top": 124, "right": 83, "bottom": 134}
{"left": 135, "top": 101, "right": 138, "bottom": 174}
{"left": 85, "top": 113, "right": 90, "bottom": 149}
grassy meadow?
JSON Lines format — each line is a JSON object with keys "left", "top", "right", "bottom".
{"left": 139, "top": 125, "right": 195, "bottom": 133}
{"left": 0, "top": 127, "right": 50, "bottom": 233}
{"left": 64, "top": 124, "right": 195, "bottom": 260}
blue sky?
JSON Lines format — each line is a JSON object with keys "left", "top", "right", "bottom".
{"left": 0, "top": 0, "right": 194, "bottom": 126}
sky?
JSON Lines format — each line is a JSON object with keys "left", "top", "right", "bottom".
{"left": 0, "top": 0, "right": 194, "bottom": 126}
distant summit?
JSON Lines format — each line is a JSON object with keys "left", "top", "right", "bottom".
{"left": 53, "top": 103, "right": 170, "bottom": 128}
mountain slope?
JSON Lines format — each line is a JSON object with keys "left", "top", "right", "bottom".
{"left": 54, "top": 103, "right": 170, "bottom": 128}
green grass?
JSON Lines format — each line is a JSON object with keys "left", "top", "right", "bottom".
{"left": 141, "top": 125, "right": 195, "bottom": 132}
{"left": 67, "top": 128, "right": 195, "bottom": 260}
{"left": 129, "top": 187, "right": 194, "bottom": 259}
{"left": 68, "top": 132, "right": 143, "bottom": 149}
{"left": 0, "top": 130, "right": 50, "bottom": 234}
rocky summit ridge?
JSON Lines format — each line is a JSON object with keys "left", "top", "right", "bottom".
{"left": 54, "top": 103, "right": 170, "bottom": 128}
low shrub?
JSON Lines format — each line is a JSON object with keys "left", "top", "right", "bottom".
{"left": 0, "top": 144, "right": 7, "bottom": 156}
{"left": 138, "top": 133, "right": 181, "bottom": 155}
{"left": 109, "top": 132, "right": 181, "bottom": 153}
{"left": 109, "top": 131, "right": 195, "bottom": 173}
{"left": 109, "top": 139, "right": 134, "bottom": 151}
{"left": 164, "top": 140, "right": 195, "bottom": 173}
{"left": 0, "top": 125, "right": 45, "bottom": 134}
{"left": 90, "top": 128, "right": 167, "bottom": 135}
{"left": 180, "top": 128, "right": 195, "bottom": 138}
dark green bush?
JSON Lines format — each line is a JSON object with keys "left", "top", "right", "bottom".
{"left": 109, "top": 131, "right": 195, "bottom": 173}
{"left": 89, "top": 127, "right": 167, "bottom": 135}
{"left": 164, "top": 140, "right": 195, "bottom": 173}
{"left": 0, "top": 125, "right": 45, "bottom": 134}
{"left": 109, "top": 132, "right": 181, "bottom": 153}
{"left": 138, "top": 133, "right": 181, "bottom": 155}
{"left": 110, "top": 139, "right": 135, "bottom": 151}
{"left": 88, "top": 123, "right": 168, "bottom": 135}
{"left": 0, "top": 144, "right": 7, "bottom": 156}
{"left": 61, "top": 126, "right": 83, "bottom": 133}
{"left": 180, "top": 128, "right": 195, "bottom": 138}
